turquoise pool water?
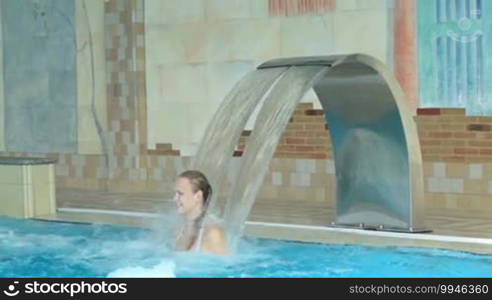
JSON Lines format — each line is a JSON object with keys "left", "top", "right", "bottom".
{"left": 0, "top": 216, "right": 491, "bottom": 277}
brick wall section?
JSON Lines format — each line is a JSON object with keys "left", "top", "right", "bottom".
{"left": 237, "top": 105, "right": 492, "bottom": 163}
{"left": 236, "top": 103, "right": 333, "bottom": 159}
{"left": 147, "top": 144, "right": 180, "bottom": 156}
{"left": 416, "top": 108, "right": 492, "bottom": 163}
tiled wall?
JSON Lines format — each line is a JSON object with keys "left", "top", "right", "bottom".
{"left": 104, "top": 0, "right": 146, "bottom": 157}
{"left": 144, "top": 0, "right": 392, "bottom": 156}
{"left": 56, "top": 153, "right": 190, "bottom": 194}
{"left": 423, "top": 161, "right": 492, "bottom": 212}
{"left": 259, "top": 158, "right": 336, "bottom": 205}
{"left": 104, "top": 0, "right": 150, "bottom": 187}
{"left": 48, "top": 100, "right": 492, "bottom": 213}
{"left": 3, "top": 148, "right": 492, "bottom": 213}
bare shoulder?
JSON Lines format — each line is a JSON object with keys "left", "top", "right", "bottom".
{"left": 205, "top": 224, "right": 226, "bottom": 237}
{"left": 204, "top": 224, "right": 227, "bottom": 245}
{"left": 202, "top": 224, "right": 229, "bottom": 255}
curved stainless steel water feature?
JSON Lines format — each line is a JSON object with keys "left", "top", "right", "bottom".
{"left": 194, "top": 54, "right": 429, "bottom": 250}
{"left": 258, "top": 54, "right": 427, "bottom": 233}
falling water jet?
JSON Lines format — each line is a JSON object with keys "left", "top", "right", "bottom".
{"left": 192, "top": 68, "right": 288, "bottom": 220}
{"left": 223, "top": 66, "right": 329, "bottom": 248}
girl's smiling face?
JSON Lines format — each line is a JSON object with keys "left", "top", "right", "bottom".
{"left": 174, "top": 177, "right": 202, "bottom": 215}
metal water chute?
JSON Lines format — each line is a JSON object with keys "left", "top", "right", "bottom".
{"left": 257, "top": 54, "right": 428, "bottom": 233}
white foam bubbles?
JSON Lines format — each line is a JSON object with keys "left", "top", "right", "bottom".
{"left": 107, "top": 260, "right": 176, "bottom": 278}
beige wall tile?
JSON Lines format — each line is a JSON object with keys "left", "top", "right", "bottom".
{"left": 290, "top": 172, "right": 311, "bottom": 187}
{"left": 422, "top": 162, "right": 433, "bottom": 176}
{"left": 146, "top": 25, "right": 187, "bottom": 64}
{"left": 310, "top": 173, "right": 332, "bottom": 187}
{"left": 337, "top": 0, "right": 358, "bottom": 10}
{"left": 333, "top": 9, "right": 388, "bottom": 63}
{"left": 428, "top": 178, "right": 464, "bottom": 193}
{"left": 424, "top": 193, "right": 446, "bottom": 209}
{"left": 249, "top": 0, "right": 269, "bottom": 18}
{"left": 0, "top": 184, "right": 28, "bottom": 217}
{"left": 258, "top": 185, "right": 279, "bottom": 199}
{"left": 483, "top": 164, "right": 492, "bottom": 179}
{"left": 314, "top": 187, "right": 326, "bottom": 202}
{"left": 326, "top": 160, "right": 335, "bottom": 174}
{"left": 446, "top": 163, "right": 467, "bottom": 178}
{"left": 356, "top": 0, "right": 387, "bottom": 10}
{"left": 0, "top": 166, "right": 23, "bottom": 185}
{"left": 32, "top": 175, "right": 56, "bottom": 216}
{"left": 0, "top": 2, "right": 4, "bottom": 152}
{"left": 145, "top": 0, "right": 205, "bottom": 25}
{"left": 433, "top": 162, "right": 446, "bottom": 178}
{"left": 295, "top": 159, "right": 316, "bottom": 173}
{"left": 32, "top": 165, "right": 54, "bottom": 183}
{"left": 463, "top": 180, "right": 488, "bottom": 195}
{"left": 205, "top": 61, "right": 255, "bottom": 105}
{"left": 469, "top": 164, "right": 483, "bottom": 179}
{"left": 279, "top": 16, "right": 334, "bottom": 57}
{"left": 205, "top": 0, "right": 252, "bottom": 21}
{"left": 76, "top": 0, "right": 107, "bottom": 154}
{"left": 445, "top": 195, "right": 459, "bottom": 209}
{"left": 315, "top": 160, "right": 326, "bottom": 173}
{"left": 272, "top": 171, "right": 282, "bottom": 186}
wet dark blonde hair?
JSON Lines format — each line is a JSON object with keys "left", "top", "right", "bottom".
{"left": 178, "top": 170, "right": 212, "bottom": 205}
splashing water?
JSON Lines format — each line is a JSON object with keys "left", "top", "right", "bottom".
{"left": 107, "top": 261, "right": 176, "bottom": 278}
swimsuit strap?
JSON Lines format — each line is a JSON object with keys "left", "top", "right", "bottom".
{"left": 194, "top": 225, "right": 205, "bottom": 252}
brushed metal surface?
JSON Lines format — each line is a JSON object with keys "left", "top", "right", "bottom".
{"left": 258, "top": 54, "right": 428, "bottom": 233}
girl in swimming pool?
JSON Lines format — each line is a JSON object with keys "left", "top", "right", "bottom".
{"left": 174, "top": 170, "right": 228, "bottom": 255}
